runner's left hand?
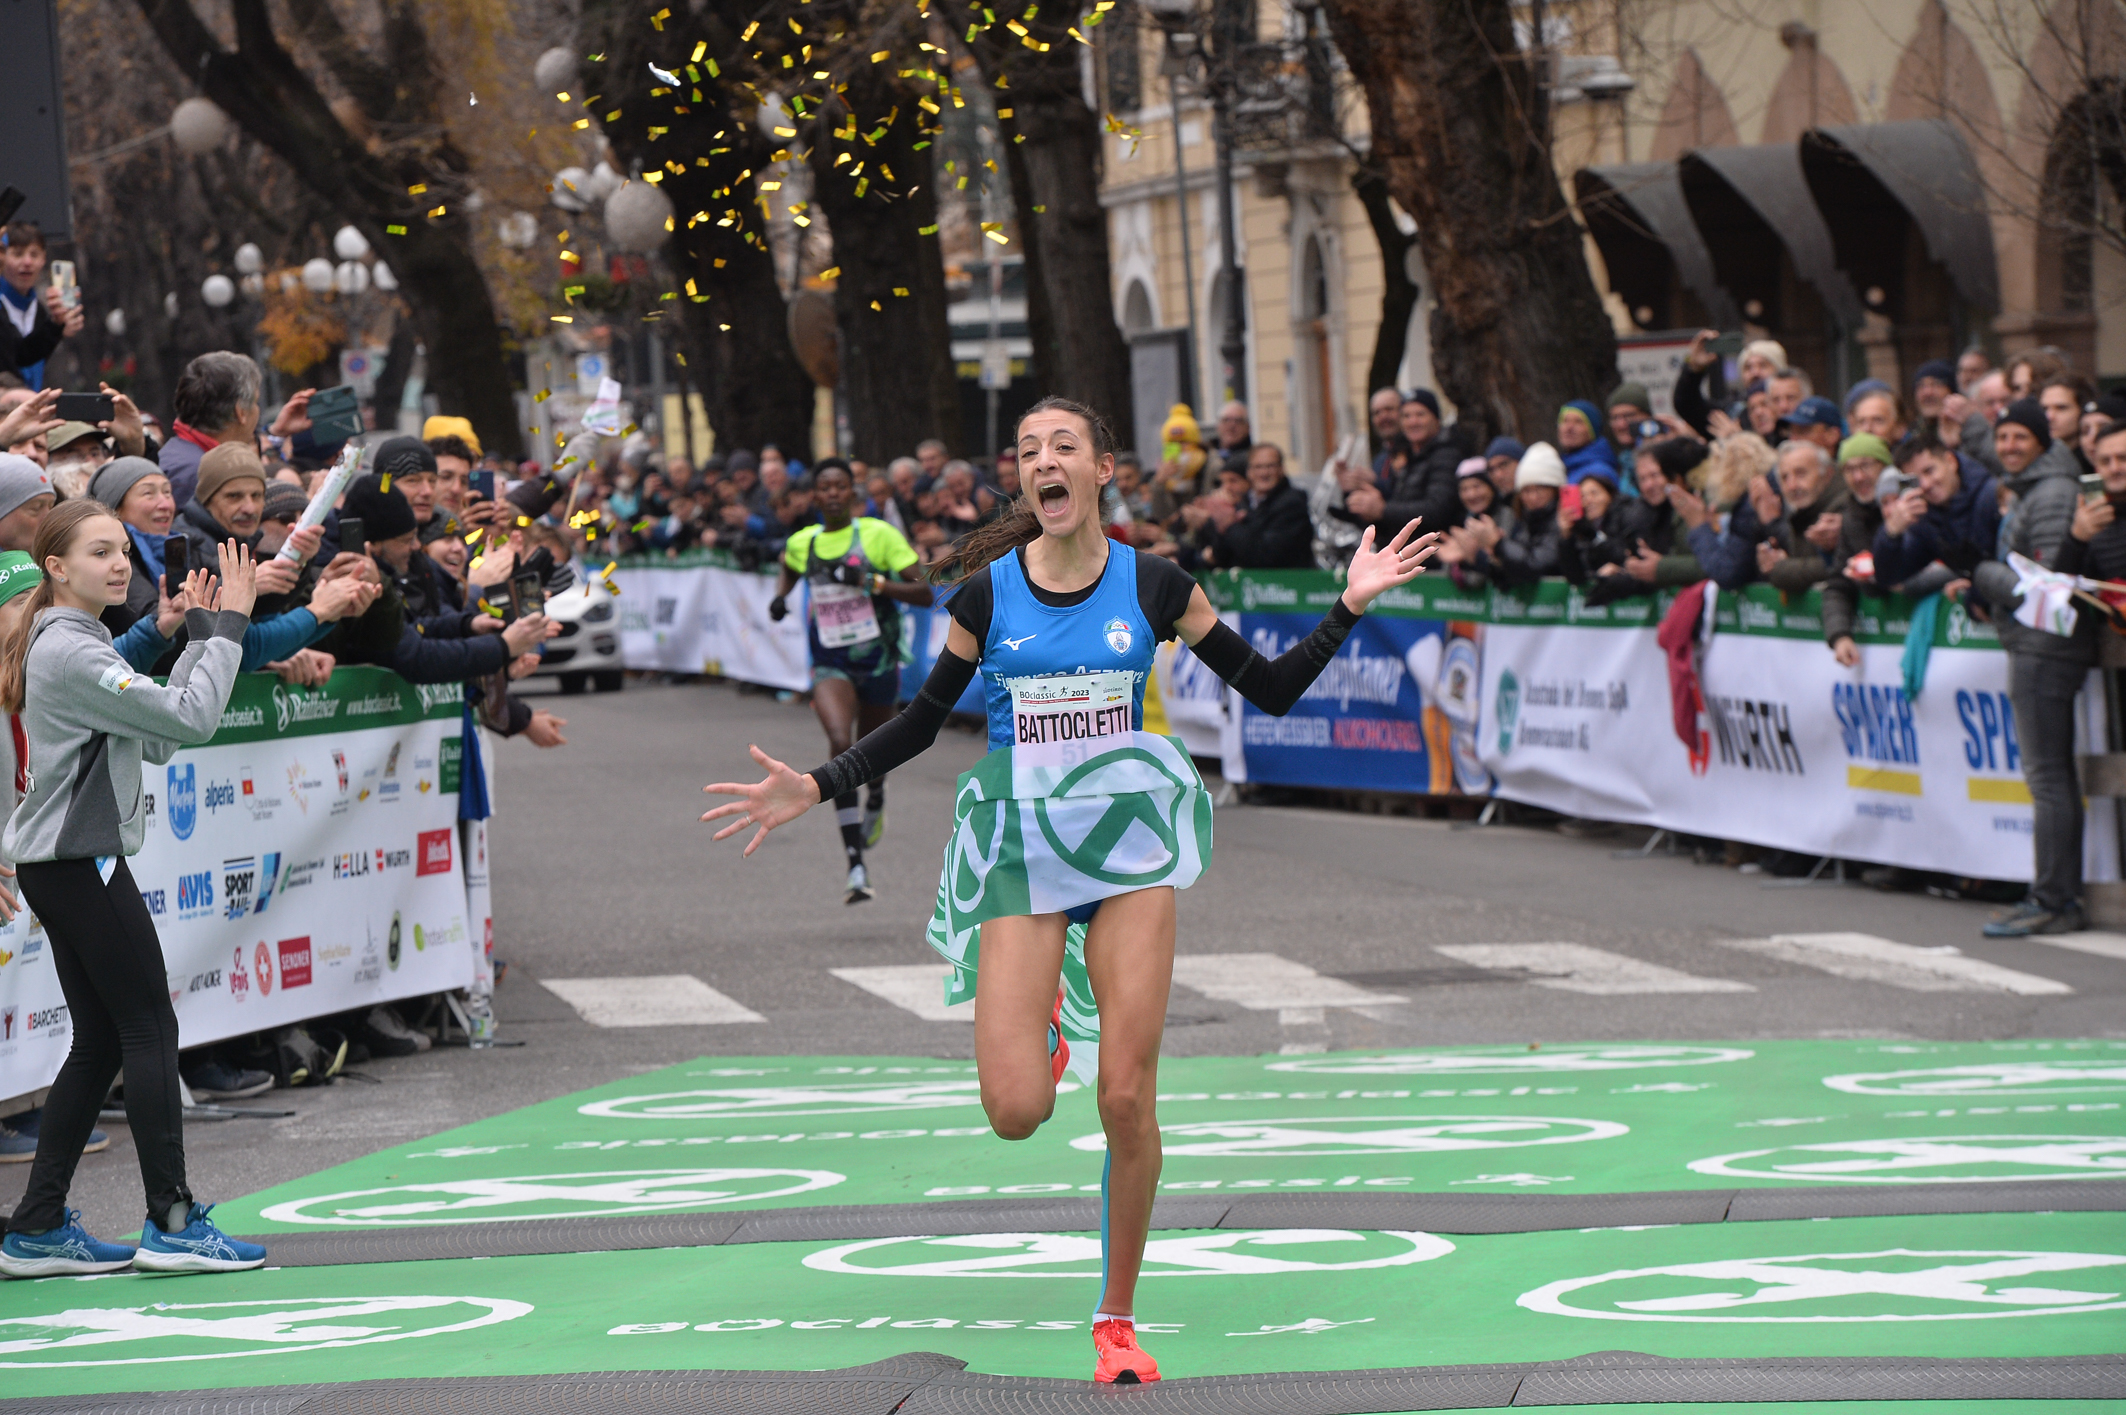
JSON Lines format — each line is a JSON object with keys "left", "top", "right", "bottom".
{"left": 703, "top": 744, "right": 821, "bottom": 857}
{"left": 1340, "top": 519, "right": 1440, "bottom": 613}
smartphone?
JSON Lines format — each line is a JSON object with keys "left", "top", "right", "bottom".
{"left": 47, "top": 260, "right": 78, "bottom": 311}
{"left": 53, "top": 391, "right": 113, "bottom": 424}
{"left": 2083, "top": 473, "right": 2107, "bottom": 505}
{"left": 162, "top": 535, "right": 188, "bottom": 597}
{"left": 1707, "top": 332, "right": 1745, "bottom": 357}
{"left": 305, "top": 385, "right": 363, "bottom": 442}
{"left": 469, "top": 468, "right": 496, "bottom": 501}
{"left": 338, "top": 515, "right": 366, "bottom": 553}
{"left": 1559, "top": 484, "right": 1583, "bottom": 518}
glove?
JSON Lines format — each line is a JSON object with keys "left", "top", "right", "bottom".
{"left": 768, "top": 595, "right": 788, "bottom": 622}
{"left": 827, "top": 562, "right": 868, "bottom": 588}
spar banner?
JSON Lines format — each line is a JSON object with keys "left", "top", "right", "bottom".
{"left": 609, "top": 551, "right": 809, "bottom": 690}
{"left": 1201, "top": 571, "right": 1493, "bottom": 797}
{"left": 0, "top": 668, "right": 474, "bottom": 1102}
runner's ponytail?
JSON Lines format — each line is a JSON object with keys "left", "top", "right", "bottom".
{"left": 933, "top": 397, "right": 1118, "bottom": 583}
{"left": 0, "top": 501, "right": 110, "bottom": 713}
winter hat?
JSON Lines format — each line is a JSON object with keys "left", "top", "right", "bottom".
{"left": 1998, "top": 397, "right": 2052, "bottom": 450}
{"left": 341, "top": 473, "right": 418, "bottom": 543}
{"left": 1780, "top": 396, "right": 1846, "bottom": 432}
{"left": 0, "top": 454, "right": 52, "bottom": 524}
{"left": 1575, "top": 461, "right": 1620, "bottom": 493}
{"left": 421, "top": 415, "right": 481, "bottom": 456}
{"left": 87, "top": 455, "right": 161, "bottom": 511}
{"left": 45, "top": 421, "right": 105, "bottom": 456}
{"left": 194, "top": 441, "right": 268, "bottom": 507}
{"left": 1484, "top": 436, "right": 1525, "bottom": 463}
{"left": 1842, "top": 377, "right": 1892, "bottom": 411}
{"left": 1838, "top": 433, "right": 1894, "bottom": 469}
{"left": 262, "top": 481, "right": 311, "bottom": 524}
{"left": 1402, "top": 388, "right": 1441, "bottom": 418}
{"left": 2087, "top": 392, "right": 2126, "bottom": 424}
{"left": 419, "top": 509, "right": 467, "bottom": 546}
{"left": 372, "top": 435, "right": 438, "bottom": 486}
{"left": 1606, "top": 382, "right": 1652, "bottom": 415}
{"left": 725, "top": 449, "right": 759, "bottom": 473}
{"left": 1651, "top": 437, "right": 1710, "bottom": 484}
{"left": 1558, "top": 400, "right": 1603, "bottom": 436}
{"left": 1456, "top": 456, "right": 1490, "bottom": 480}
{"left": 1742, "top": 338, "right": 1788, "bottom": 370}
{"left": 1516, "top": 442, "right": 1567, "bottom": 490}
{"left": 1911, "top": 359, "right": 1957, "bottom": 392}
{"left": 0, "top": 550, "right": 40, "bottom": 609}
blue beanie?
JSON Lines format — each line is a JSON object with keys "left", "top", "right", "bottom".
{"left": 1484, "top": 437, "right": 1525, "bottom": 462}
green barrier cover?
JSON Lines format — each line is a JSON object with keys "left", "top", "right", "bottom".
{"left": 1199, "top": 569, "right": 2001, "bottom": 650}
{"left": 212, "top": 1040, "right": 2126, "bottom": 1234}
{"left": 2, "top": 1212, "right": 2119, "bottom": 1397}
{"left": 208, "top": 666, "right": 464, "bottom": 745}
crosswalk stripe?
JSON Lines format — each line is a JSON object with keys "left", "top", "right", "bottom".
{"left": 1435, "top": 943, "right": 1754, "bottom": 995}
{"left": 2028, "top": 931, "right": 2126, "bottom": 964}
{"left": 1718, "top": 933, "right": 2072, "bottom": 996}
{"left": 831, "top": 965, "right": 973, "bottom": 1022}
{"left": 540, "top": 974, "right": 766, "bottom": 1026}
{"left": 1171, "top": 953, "right": 1406, "bottom": 1022}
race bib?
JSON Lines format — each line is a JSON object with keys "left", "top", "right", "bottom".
{"left": 812, "top": 582, "right": 881, "bottom": 647}
{"left": 1008, "top": 670, "right": 1136, "bottom": 748}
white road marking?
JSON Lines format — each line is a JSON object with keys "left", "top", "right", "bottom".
{"left": 1170, "top": 953, "right": 1405, "bottom": 1018}
{"left": 539, "top": 975, "right": 765, "bottom": 1026}
{"left": 1435, "top": 943, "right": 1753, "bottom": 995}
{"left": 2029, "top": 931, "right": 2126, "bottom": 964}
{"left": 1718, "top": 933, "right": 2071, "bottom": 996}
{"left": 831, "top": 965, "right": 973, "bottom": 1022}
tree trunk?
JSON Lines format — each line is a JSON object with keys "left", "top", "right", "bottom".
{"left": 1316, "top": 0, "right": 1616, "bottom": 442}
{"left": 804, "top": 52, "right": 961, "bottom": 464}
{"left": 134, "top": 0, "right": 526, "bottom": 457}
{"left": 967, "top": 11, "right": 1136, "bottom": 441}
{"left": 578, "top": 0, "right": 816, "bottom": 458}
{"left": 1352, "top": 168, "right": 1420, "bottom": 401}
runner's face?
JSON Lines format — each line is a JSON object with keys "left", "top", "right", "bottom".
{"left": 814, "top": 469, "right": 853, "bottom": 524}
{"left": 1020, "top": 410, "right": 1110, "bottom": 537}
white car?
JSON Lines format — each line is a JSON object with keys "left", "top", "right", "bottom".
{"left": 528, "top": 572, "right": 624, "bottom": 693}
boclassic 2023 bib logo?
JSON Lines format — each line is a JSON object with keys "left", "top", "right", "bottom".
{"left": 1691, "top": 1135, "right": 2126, "bottom": 1184}
{"left": 258, "top": 1168, "right": 843, "bottom": 1225}
{"left": 1519, "top": 1249, "right": 2126, "bottom": 1323}
{"left": 804, "top": 1229, "right": 1454, "bottom": 1279}
{"left": 0, "top": 1295, "right": 529, "bottom": 1367}
{"left": 1070, "top": 1115, "right": 1626, "bottom": 1157}
{"left": 1267, "top": 1044, "right": 1754, "bottom": 1076}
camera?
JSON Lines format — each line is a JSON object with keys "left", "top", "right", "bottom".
{"left": 1878, "top": 469, "right": 1922, "bottom": 500}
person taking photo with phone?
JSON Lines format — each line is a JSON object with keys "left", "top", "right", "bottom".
{"left": 0, "top": 501, "right": 269, "bottom": 1276}
{"left": 0, "top": 222, "right": 83, "bottom": 390}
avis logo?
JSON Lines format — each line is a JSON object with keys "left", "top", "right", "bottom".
{"left": 416, "top": 829, "right": 453, "bottom": 876}
{"left": 176, "top": 871, "right": 215, "bottom": 920}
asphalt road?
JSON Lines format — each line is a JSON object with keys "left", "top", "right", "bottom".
{"left": 9, "top": 675, "right": 2121, "bottom": 1236}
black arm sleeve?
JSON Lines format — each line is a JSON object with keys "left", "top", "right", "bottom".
{"left": 1187, "top": 597, "right": 1360, "bottom": 717}
{"left": 807, "top": 649, "right": 979, "bottom": 799}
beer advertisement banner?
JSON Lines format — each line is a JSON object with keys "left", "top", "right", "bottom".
{"left": 0, "top": 669, "right": 475, "bottom": 1102}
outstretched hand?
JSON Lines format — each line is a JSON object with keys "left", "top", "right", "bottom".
{"left": 1341, "top": 519, "right": 1441, "bottom": 613}
{"left": 703, "top": 744, "right": 822, "bottom": 857}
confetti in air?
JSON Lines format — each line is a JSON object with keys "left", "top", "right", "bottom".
{"left": 648, "top": 62, "right": 680, "bottom": 85}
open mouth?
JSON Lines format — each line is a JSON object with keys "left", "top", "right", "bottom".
{"left": 1036, "top": 481, "right": 1072, "bottom": 519}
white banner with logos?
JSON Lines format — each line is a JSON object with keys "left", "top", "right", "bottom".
{"left": 1476, "top": 623, "right": 2112, "bottom": 883}
{"left": 0, "top": 671, "right": 476, "bottom": 1102}
{"left": 611, "top": 561, "right": 810, "bottom": 690}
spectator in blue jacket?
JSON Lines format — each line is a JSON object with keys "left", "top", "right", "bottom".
{"left": 1872, "top": 423, "right": 2001, "bottom": 589}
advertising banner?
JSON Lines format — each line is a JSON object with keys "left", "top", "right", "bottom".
{"left": 0, "top": 669, "right": 474, "bottom": 1102}
{"left": 610, "top": 554, "right": 808, "bottom": 690}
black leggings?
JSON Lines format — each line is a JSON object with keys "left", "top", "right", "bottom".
{"left": 8, "top": 856, "right": 191, "bottom": 1233}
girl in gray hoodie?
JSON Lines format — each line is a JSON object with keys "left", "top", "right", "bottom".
{"left": 0, "top": 499, "right": 269, "bottom": 1276}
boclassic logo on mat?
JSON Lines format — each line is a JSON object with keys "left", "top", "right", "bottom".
{"left": 579, "top": 1080, "right": 1043, "bottom": 1120}
{"left": 1519, "top": 1249, "right": 2126, "bottom": 1323}
{"left": 1267, "top": 1044, "right": 1754, "bottom": 1076}
{"left": 1069, "top": 1115, "right": 1627, "bottom": 1157}
{"left": 1824, "top": 1060, "right": 2126, "bottom": 1097}
{"left": 1691, "top": 1135, "right": 2126, "bottom": 1184}
{"left": 805, "top": 1229, "right": 1454, "bottom": 1279}
{"left": 258, "top": 1168, "right": 844, "bottom": 1225}
{"left": 0, "top": 1295, "right": 530, "bottom": 1368}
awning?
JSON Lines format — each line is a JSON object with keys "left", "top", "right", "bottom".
{"left": 1680, "top": 143, "right": 1865, "bottom": 330}
{"left": 1575, "top": 163, "right": 1738, "bottom": 330}
{"left": 1800, "top": 120, "right": 1999, "bottom": 314}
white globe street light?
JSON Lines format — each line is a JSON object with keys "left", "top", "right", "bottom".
{"left": 334, "top": 260, "right": 370, "bottom": 295}
{"left": 301, "top": 258, "right": 335, "bottom": 293}
{"left": 498, "top": 211, "right": 539, "bottom": 249}
{"left": 372, "top": 262, "right": 398, "bottom": 292}
{"left": 534, "top": 46, "right": 577, "bottom": 97}
{"left": 201, "top": 274, "right": 236, "bottom": 307}
{"left": 333, "top": 225, "right": 371, "bottom": 261}
{"left": 604, "top": 179, "right": 674, "bottom": 253}
{"left": 234, "top": 242, "right": 263, "bottom": 275}
{"left": 551, "top": 167, "right": 591, "bottom": 213}
{"left": 105, "top": 308, "right": 126, "bottom": 337}
{"left": 170, "top": 97, "right": 231, "bottom": 155}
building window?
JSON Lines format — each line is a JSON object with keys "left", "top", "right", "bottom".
{"left": 1123, "top": 279, "right": 1156, "bottom": 334}
{"left": 1103, "top": 1, "right": 1142, "bottom": 115}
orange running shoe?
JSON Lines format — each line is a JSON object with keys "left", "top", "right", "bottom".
{"left": 1048, "top": 982, "right": 1069, "bottom": 1084}
{"left": 1092, "top": 1318, "right": 1160, "bottom": 1384}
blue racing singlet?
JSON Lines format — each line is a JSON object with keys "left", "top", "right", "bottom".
{"left": 979, "top": 543, "right": 1155, "bottom": 752}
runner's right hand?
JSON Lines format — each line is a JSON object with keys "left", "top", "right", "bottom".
{"left": 767, "top": 595, "right": 788, "bottom": 621}
{"left": 703, "top": 744, "right": 820, "bottom": 857}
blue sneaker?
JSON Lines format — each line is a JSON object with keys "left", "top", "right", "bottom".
{"left": 11, "top": 1108, "right": 108, "bottom": 1154}
{"left": 0, "top": 1210, "right": 136, "bottom": 1277}
{"left": 132, "top": 1204, "right": 266, "bottom": 1274}
{"left": 0, "top": 1117, "right": 33, "bottom": 1163}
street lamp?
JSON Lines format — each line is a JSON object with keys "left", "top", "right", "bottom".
{"left": 1141, "top": 0, "right": 1247, "bottom": 413}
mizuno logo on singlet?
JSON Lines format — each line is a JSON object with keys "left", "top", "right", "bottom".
{"left": 999, "top": 634, "right": 1038, "bottom": 651}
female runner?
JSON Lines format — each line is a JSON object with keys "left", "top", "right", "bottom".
{"left": 705, "top": 398, "right": 1436, "bottom": 1382}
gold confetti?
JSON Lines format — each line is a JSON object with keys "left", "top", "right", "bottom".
{"left": 408, "top": 183, "right": 428, "bottom": 194}
{"left": 651, "top": 6, "right": 670, "bottom": 28}
{"left": 919, "top": 223, "right": 937, "bottom": 234}
{"left": 690, "top": 40, "right": 706, "bottom": 60}
{"left": 534, "top": 389, "right": 551, "bottom": 402}
{"left": 387, "top": 224, "right": 407, "bottom": 234}
{"left": 551, "top": 314, "right": 574, "bottom": 323}
{"left": 985, "top": 230, "right": 1009, "bottom": 244}
{"left": 893, "top": 286, "right": 909, "bottom": 296}
{"left": 819, "top": 265, "right": 840, "bottom": 279}
{"left": 869, "top": 299, "right": 881, "bottom": 310}
{"left": 428, "top": 205, "right": 447, "bottom": 217}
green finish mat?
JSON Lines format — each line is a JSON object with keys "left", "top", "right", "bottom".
{"left": 211, "top": 1039, "right": 2126, "bottom": 1232}
{"left": 1, "top": 1212, "right": 2121, "bottom": 1397}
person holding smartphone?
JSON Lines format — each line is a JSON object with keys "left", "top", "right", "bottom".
{"left": 0, "top": 222, "right": 82, "bottom": 390}
{"left": 0, "top": 501, "right": 267, "bottom": 1275}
